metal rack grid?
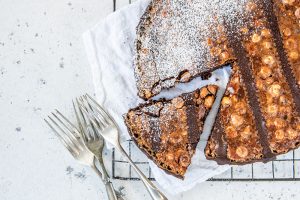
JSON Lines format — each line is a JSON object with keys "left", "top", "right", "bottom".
{"left": 112, "top": 140, "right": 300, "bottom": 181}
{"left": 110, "top": 0, "right": 300, "bottom": 182}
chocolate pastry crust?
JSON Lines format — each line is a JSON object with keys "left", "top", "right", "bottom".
{"left": 124, "top": 85, "right": 218, "bottom": 178}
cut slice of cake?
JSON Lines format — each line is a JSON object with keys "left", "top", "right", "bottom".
{"left": 124, "top": 85, "right": 218, "bottom": 178}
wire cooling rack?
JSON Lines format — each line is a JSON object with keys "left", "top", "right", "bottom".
{"left": 112, "top": 140, "right": 300, "bottom": 181}
{"left": 111, "top": 0, "right": 300, "bottom": 182}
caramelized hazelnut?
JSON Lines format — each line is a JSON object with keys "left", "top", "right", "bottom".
{"left": 268, "top": 84, "right": 282, "bottom": 98}
{"left": 236, "top": 146, "right": 248, "bottom": 158}
{"left": 200, "top": 87, "right": 209, "bottom": 98}
{"left": 285, "top": 38, "right": 297, "bottom": 50}
{"left": 144, "top": 90, "right": 152, "bottom": 99}
{"left": 179, "top": 153, "right": 191, "bottom": 167}
{"left": 274, "top": 118, "right": 286, "bottom": 129}
{"left": 258, "top": 66, "right": 272, "bottom": 79}
{"left": 241, "top": 126, "right": 252, "bottom": 139}
{"left": 246, "top": 2, "right": 257, "bottom": 11}
{"left": 266, "top": 77, "right": 274, "bottom": 85}
{"left": 220, "top": 51, "right": 230, "bottom": 60}
{"left": 279, "top": 95, "right": 289, "bottom": 105}
{"left": 172, "top": 97, "right": 185, "bottom": 109}
{"left": 221, "top": 97, "right": 232, "bottom": 107}
{"left": 169, "top": 133, "right": 183, "bottom": 144}
{"left": 211, "top": 47, "right": 222, "bottom": 56}
{"left": 166, "top": 153, "right": 174, "bottom": 161}
{"left": 263, "top": 41, "right": 272, "bottom": 49}
{"left": 180, "top": 71, "right": 191, "bottom": 82}
{"left": 181, "top": 130, "right": 188, "bottom": 136}
{"left": 207, "top": 85, "right": 217, "bottom": 95}
{"left": 230, "top": 114, "right": 244, "bottom": 127}
{"left": 262, "top": 55, "right": 275, "bottom": 66}
{"left": 283, "top": 28, "right": 292, "bottom": 37}
{"left": 207, "top": 38, "right": 213, "bottom": 46}
{"left": 226, "top": 126, "right": 238, "bottom": 138}
{"left": 275, "top": 129, "right": 285, "bottom": 140}
{"left": 241, "top": 27, "right": 249, "bottom": 34}
{"left": 282, "top": 0, "right": 295, "bottom": 5}
{"left": 256, "top": 79, "right": 265, "bottom": 90}
{"left": 295, "top": 8, "right": 300, "bottom": 18}
{"left": 235, "top": 102, "right": 247, "bottom": 115}
{"left": 287, "top": 128, "right": 298, "bottom": 139}
{"left": 289, "top": 51, "right": 299, "bottom": 60}
{"left": 261, "top": 29, "right": 271, "bottom": 38}
{"left": 279, "top": 106, "right": 292, "bottom": 114}
{"left": 252, "top": 33, "right": 261, "bottom": 43}
{"left": 267, "top": 104, "right": 278, "bottom": 116}
{"left": 204, "top": 96, "right": 215, "bottom": 109}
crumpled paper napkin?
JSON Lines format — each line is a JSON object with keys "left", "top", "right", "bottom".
{"left": 83, "top": 0, "right": 230, "bottom": 195}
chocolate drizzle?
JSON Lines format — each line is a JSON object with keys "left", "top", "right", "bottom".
{"left": 261, "top": 0, "right": 300, "bottom": 114}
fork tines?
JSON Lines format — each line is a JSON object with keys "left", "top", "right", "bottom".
{"left": 44, "top": 110, "right": 82, "bottom": 156}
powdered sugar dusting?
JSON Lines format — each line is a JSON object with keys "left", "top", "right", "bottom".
{"left": 135, "top": 0, "right": 250, "bottom": 98}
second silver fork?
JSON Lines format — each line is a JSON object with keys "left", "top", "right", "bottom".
{"left": 73, "top": 100, "right": 119, "bottom": 200}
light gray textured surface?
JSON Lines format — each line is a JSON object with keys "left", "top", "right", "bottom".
{"left": 0, "top": 0, "right": 299, "bottom": 199}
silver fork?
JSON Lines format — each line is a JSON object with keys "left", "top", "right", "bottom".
{"left": 44, "top": 110, "right": 120, "bottom": 200}
{"left": 73, "top": 99, "right": 118, "bottom": 200}
{"left": 78, "top": 94, "right": 168, "bottom": 200}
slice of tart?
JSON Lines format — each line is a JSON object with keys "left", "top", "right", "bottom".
{"left": 124, "top": 85, "right": 218, "bottom": 178}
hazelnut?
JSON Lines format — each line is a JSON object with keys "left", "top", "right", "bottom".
{"left": 266, "top": 94, "right": 274, "bottom": 104}
{"left": 262, "top": 55, "right": 275, "bottom": 66}
{"left": 207, "top": 38, "right": 213, "bottom": 46}
{"left": 282, "top": 0, "right": 295, "bottom": 5}
{"left": 241, "top": 27, "right": 249, "bottom": 34}
{"left": 268, "top": 84, "right": 282, "bottom": 98}
{"left": 169, "top": 133, "right": 183, "bottom": 144}
{"left": 181, "top": 130, "right": 188, "bottom": 136}
{"left": 267, "top": 104, "right": 278, "bottom": 116}
{"left": 279, "top": 95, "right": 289, "bottom": 105}
{"left": 266, "top": 77, "right": 275, "bottom": 85}
{"left": 221, "top": 97, "right": 232, "bottom": 107}
{"left": 289, "top": 51, "right": 299, "bottom": 60}
{"left": 230, "top": 114, "right": 244, "bottom": 127}
{"left": 226, "top": 126, "right": 238, "bottom": 138}
{"left": 261, "top": 29, "right": 271, "bottom": 38}
{"left": 180, "top": 71, "right": 191, "bottom": 82}
{"left": 207, "top": 85, "right": 217, "bottom": 95}
{"left": 236, "top": 146, "right": 248, "bottom": 158}
{"left": 220, "top": 51, "right": 230, "bottom": 60}
{"left": 295, "top": 8, "right": 300, "bottom": 18}
{"left": 200, "top": 87, "right": 209, "bottom": 98}
{"left": 256, "top": 79, "right": 265, "bottom": 90}
{"left": 252, "top": 33, "right": 261, "bottom": 43}
{"left": 166, "top": 153, "right": 174, "bottom": 161}
{"left": 283, "top": 28, "right": 292, "bottom": 37}
{"left": 246, "top": 2, "right": 257, "bottom": 11}
{"left": 258, "top": 66, "right": 272, "bottom": 79}
{"left": 241, "top": 126, "right": 252, "bottom": 139}
{"left": 263, "top": 41, "right": 272, "bottom": 49}
{"left": 172, "top": 97, "right": 185, "bottom": 109}
{"left": 279, "top": 106, "right": 292, "bottom": 114}
{"left": 179, "top": 153, "right": 191, "bottom": 167}
{"left": 274, "top": 118, "right": 287, "bottom": 129}
{"left": 204, "top": 96, "right": 215, "bottom": 109}
{"left": 211, "top": 47, "right": 222, "bottom": 56}
{"left": 275, "top": 129, "right": 285, "bottom": 140}
{"left": 235, "top": 102, "right": 247, "bottom": 115}
{"left": 287, "top": 128, "right": 298, "bottom": 139}
{"left": 285, "top": 38, "right": 297, "bottom": 50}
{"left": 144, "top": 90, "right": 152, "bottom": 99}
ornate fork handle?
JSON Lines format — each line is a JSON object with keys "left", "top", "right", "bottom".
{"left": 116, "top": 144, "right": 168, "bottom": 200}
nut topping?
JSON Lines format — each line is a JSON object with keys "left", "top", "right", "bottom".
{"left": 204, "top": 96, "right": 214, "bottom": 109}
{"left": 262, "top": 55, "right": 275, "bottom": 66}
{"left": 287, "top": 128, "right": 297, "bottom": 140}
{"left": 268, "top": 84, "right": 282, "bottom": 98}
{"left": 236, "top": 146, "right": 248, "bottom": 158}
{"left": 267, "top": 104, "right": 278, "bottom": 116}
{"left": 258, "top": 66, "right": 272, "bottom": 79}
{"left": 221, "top": 97, "right": 232, "bottom": 107}
{"left": 172, "top": 97, "right": 185, "bottom": 109}
{"left": 252, "top": 33, "right": 261, "bottom": 43}
{"left": 289, "top": 51, "right": 299, "bottom": 60}
{"left": 230, "top": 114, "right": 244, "bottom": 127}
{"left": 275, "top": 129, "right": 285, "bottom": 140}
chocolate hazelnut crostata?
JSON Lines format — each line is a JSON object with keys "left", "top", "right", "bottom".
{"left": 125, "top": 85, "right": 218, "bottom": 178}
{"left": 125, "top": 0, "right": 300, "bottom": 178}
